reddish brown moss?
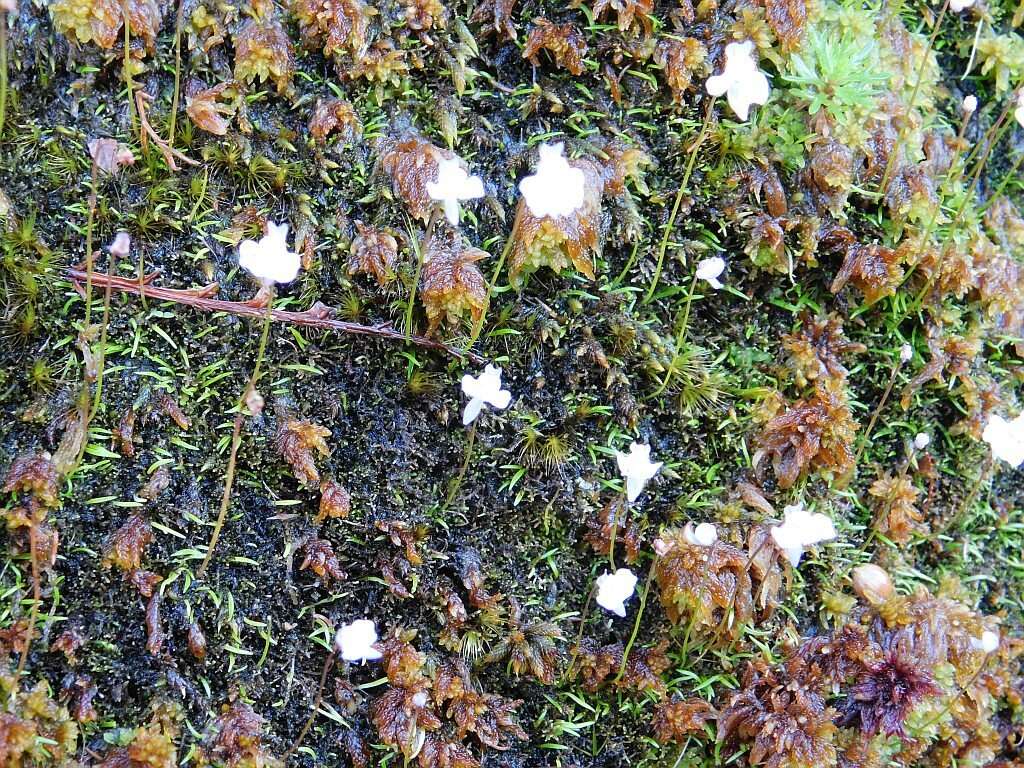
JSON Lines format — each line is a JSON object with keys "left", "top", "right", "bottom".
{"left": 275, "top": 418, "right": 332, "bottom": 487}
{"left": 522, "top": 19, "right": 588, "bottom": 75}
{"left": 420, "top": 233, "right": 489, "bottom": 336}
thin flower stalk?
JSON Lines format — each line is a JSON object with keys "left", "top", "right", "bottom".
{"left": 853, "top": 349, "right": 910, "bottom": 466}
{"left": 612, "top": 553, "right": 660, "bottom": 683}
{"left": 644, "top": 99, "right": 716, "bottom": 305}
{"left": 878, "top": 0, "right": 951, "bottom": 195}
{"left": 197, "top": 298, "right": 274, "bottom": 579}
{"left": 467, "top": 203, "right": 524, "bottom": 350}
{"left": 168, "top": 0, "right": 186, "bottom": 146}
{"left": 0, "top": 4, "right": 8, "bottom": 142}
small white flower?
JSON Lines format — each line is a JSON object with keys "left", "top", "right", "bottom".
{"left": 705, "top": 40, "right": 771, "bottom": 121}
{"left": 238, "top": 221, "right": 301, "bottom": 285}
{"left": 970, "top": 630, "right": 1000, "bottom": 653}
{"left": 962, "top": 95, "right": 978, "bottom": 114}
{"left": 652, "top": 537, "right": 671, "bottom": 556}
{"left": 914, "top": 433, "right": 930, "bottom": 450}
{"left": 595, "top": 568, "right": 638, "bottom": 617}
{"left": 770, "top": 502, "right": 837, "bottom": 566}
{"left": 427, "top": 156, "right": 485, "bottom": 227}
{"left": 683, "top": 521, "right": 718, "bottom": 547}
{"left": 615, "top": 442, "right": 662, "bottom": 503}
{"left": 695, "top": 256, "right": 726, "bottom": 290}
{"left": 108, "top": 232, "right": 131, "bottom": 258}
{"left": 900, "top": 343, "right": 914, "bottom": 363}
{"left": 518, "top": 142, "right": 587, "bottom": 219}
{"left": 1015, "top": 91, "right": 1024, "bottom": 130}
{"left": 334, "top": 619, "right": 382, "bottom": 663}
{"left": 950, "top": 0, "right": 975, "bottom": 12}
{"left": 982, "top": 412, "right": 1024, "bottom": 467}
{"left": 461, "top": 364, "right": 511, "bottom": 425}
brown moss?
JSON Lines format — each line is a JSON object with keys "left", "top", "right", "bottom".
{"left": 316, "top": 478, "right": 351, "bottom": 522}
{"left": 591, "top": 0, "right": 652, "bottom": 36}
{"left": 299, "top": 537, "right": 347, "bottom": 583}
{"left": 654, "top": 37, "right": 708, "bottom": 103}
{"left": 3, "top": 454, "right": 59, "bottom": 507}
{"left": 405, "top": 0, "right": 447, "bottom": 30}
{"left": 754, "top": 382, "right": 858, "bottom": 488}
{"left": 827, "top": 236, "right": 904, "bottom": 305}
{"left": 348, "top": 221, "right": 400, "bottom": 286}
{"left": 349, "top": 41, "right": 410, "bottom": 87}
{"left": 652, "top": 698, "right": 715, "bottom": 744}
{"left": 584, "top": 497, "right": 642, "bottom": 564}
{"left": 481, "top": 599, "right": 562, "bottom": 684}
{"left": 868, "top": 472, "right": 923, "bottom": 544}
{"left": 292, "top": 0, "right": 375, "bottom": 58}
{"left": 102, "top": 513, "right": 153, "bottom": 574}
{"left": 470, "top": 0, "right": 517, "bottom": 40}
{"left": 523, "top": 19, "right": 588, "bottom": 76}
{"left": 378, "top": 135, "right": 449, "bottom": 223}
{"left": 275, "top": 418, "right": 332, "bottom": 487}
{"left": 782, "top": 313, "right": 866, "bottom": 389}
{"left": 899, "top": 329, "right": 980, "bottom": 410}
{"left": 309, "top": 97, "right": 362, "bottom": 145}
{"left": 763, "top": 0, "right": 810, "bottom": 54}
{"left": 197, "top": 702, "right": 281, "bottom": 767}
{"left": 654, "top": 528, "right": 754, "bottom": 639}
{"left": 186, "top": 81, "right": 241, "bottom": 137}
{"left": 233, "top": 15, "right": 294, "bottom": 95}
{"left": 419, "top": 232, "right": 488, "bottom": 336}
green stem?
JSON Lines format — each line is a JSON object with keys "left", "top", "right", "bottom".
{"left": 0, "top": 12, "right": 8, "bottom": 144}
{"left": 613, "top": 554, "right": 659, "bottom": 683}
{"left": 643, "top": 99, "right": 715, "bottom": 305}
{"left": 648, "top": 273, "right": 699, "bottom": 400}
{"left": 607, "top": 494, "right": 627, "bottom": 571}
{"left": 197, "top": 296, "right": 275, "bottom": 579}
{"left": 84, "top": 159, "right": 99, "bottom": 331}
{"left": 852, "top": 357, "right": 903, "bottom": 468}
{"left": 91, "top": 241, "right": 118, "bottom": 419}
{"left": 466, "top": 203, "right": 524, "bottom": 351}
{"left": 878, "top": 0, "right": 949, "bottom": 196}
{"left": 444, "top": 420, "right": 477, "bottom": 508}
{"left": 168, "top": 0, "right": 185, "bottom": 147}
{"left": 405, "top": 210, "right": 439, "bottom": 344}
{"left": 122, "top": 0, "right": 138, "bottom": 136}
{"left": 979, "top": 152, "right": 1024, "bottom": 213}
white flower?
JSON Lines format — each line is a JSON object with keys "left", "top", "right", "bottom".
{"left": 695, "top": 256, "right": 726, "bottom": 289}
{"left": 109, "top": 232, "right": 131, "bottom": 258}
{"left": 595, "top": 568, "right": 638, "bottom": 617}
{"left": 518, "top": 142, "right": 586, "bottom": 219}
{"left": 705, "top": 41, "right": 770, "bottom": 121}
{"left": 970, "top": 630, "right": 1000, "bottom": 653}
{"left": 982, "top": 413, "right": 1024, "bottom": 467}
{"left": 1015, "top": 91, "right": 1024, "bottom": 129}
{"left": 427, "top": 156, "right": 485, "bottom": 227}
{"left": 238, "top": 221, "right": 301, "bottom": 285}
{"left": 914, "top": 433, "right": 930, "bottom": 450}
{"left": 900, "top": 343, "right": 914, "bottom": 363}
{"left": 461, "top": 364, "right": 511, "bottom": 425}
{"left": 950, "top": 0, "right": 975, "bottom": 12}
{"left": 962, "top": 95, "right": 978, "bottom": 114}
{"left": 683, "top": 521, "right": 718, "bottom": 547}
{"left": 334, "top": 619, "right": 382, "bottom": 663}
{"left": 770, "top": 503, "right": 837, "bottom": 566}
{"left": 615, "top": 442, "right": 662, "bottom": 502}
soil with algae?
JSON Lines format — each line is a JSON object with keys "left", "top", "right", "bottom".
{"left": 2, "top": 0, "right": 1024, "bottom": 765}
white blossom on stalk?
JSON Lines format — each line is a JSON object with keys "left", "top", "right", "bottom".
{"left": 770, "top": 502, "right": 837, "bottom": 566}
{"left": 595, "top": 568, "right": 638, "bottom": 617}
{"left": 518, "top": 142, "right": 586, "bottom": 219}
{"left": 238, "top": 221, "right": 301, "bottom": 285}
{"left": 982, "top": 412, "right": 1024, "bottom": 467}
{"left": 335, "top": 619, "right": 382, "bottom": 663}
{"left": 950, "top": 0, "right": 975, "bottom": 12}
{"left": 695, "top": 256, "right": 726, "bottom": 289}
{"left": 461, "top": 364, "right": 511, "bottom": 425}
{"left": 962, "top": 95, "right": 978, "bottom": 114}
{"left": 1015, "top": 91, "right": 1024, "bottom": 129}
{"left": 683, "top": 521, "right": 718, "bottom": 547}
{"left": 705, "top": 41, "right": 770, "bottom": 121}
{"left": 970, "top": 630, "right": 1000, "bottom": 654}
{"left": 615, "top": 442, "right": 662, "bottom": 503}
{"left": 914, "top": 433, "right": 930, "bottom": 450}
{"left": 427, "top": 156, "right": 485, "bottom": 226}
{"left": 900, "top": 343, "right": 914, "bottom": 363}
{"left": 108, "top": 232, "right": 131, "bottom": 258}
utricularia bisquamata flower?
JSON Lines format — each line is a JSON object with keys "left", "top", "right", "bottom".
{"left": 335, "top": 619, "right": 382, "bottom": 663}
{"left": 518, "top": 142, "right": 587, "bottom": 219}
{"left": 427, "top": 156, "right": 485, "bottom": 226}
{"left": 982, "top": 412, "right": 1024, "bottom": 467}
{"left": 596, "top": 568, "right": 638, "bottom": 617}
{"left": 770, "top": 502, "right": 837, "bottom": 566}
{"left": 461, "top": 364, "right": 512, "bottom": 425}
{"left": 238, "top": 221, "right": 302, "bottom": 285}
{"left": 615, "top": 442, "right": 662, "bottom": 503}
{"left": 705, "top": 40, "right": 770, "bottom": 121}
{"left": 950, "top": 0, "right": 975, "bottom": 13}
{"left": 683, "top": 521, "right": 718, "bottom": 547}
{"left": 695, "top": 256, "right": 726, "bottom": 289}
{"left": 970, "top": 630, "right": 1000, "bottom": 654}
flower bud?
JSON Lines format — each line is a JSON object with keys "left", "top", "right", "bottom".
{"left": 852, "top": 564, "right": 894, "bottom": 606}
{"left": 962, "top": 95, "right": 978, "bottom": 114}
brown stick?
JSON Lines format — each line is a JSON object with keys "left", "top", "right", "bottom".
{"left": 135, "top": 91, "right": 198, "bottom": 171}
{"left": 65, "top": 268, "right": 483, "bottom": 363}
